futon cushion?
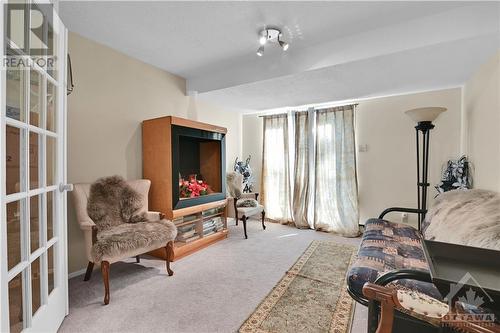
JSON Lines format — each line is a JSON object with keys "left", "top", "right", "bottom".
{"left": 347, "top": 219, "right": 441, "bottom": 301}
{"left": 91, "top": 220, "right": 177, "bottom": 262}
{"left": 397, "top": 289, "right": 449, "bottom": 325}
{"left": 423, "top": 189, "right": 500, "bottom": 250}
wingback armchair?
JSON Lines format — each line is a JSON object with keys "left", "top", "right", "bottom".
{"left": 72, "top": 178, "right": 177, "bottom": 305}
{"left": 226, "top": 172, "right": 266, "bottom": 239}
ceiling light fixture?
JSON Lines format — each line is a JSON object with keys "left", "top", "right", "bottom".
{"left": 257, "top": 45, "right": 265, "bottom": 57}
{"left": 256, "top": 28, "right": 289, "bottom": 56}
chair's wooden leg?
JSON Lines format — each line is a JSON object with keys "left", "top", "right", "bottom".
{"left": 84, "top": 261, "right": 94, "bottom": 281}
{"left": 136, "top": 255, "right": 140, "bottom": 263}
{"left": 261, "top": 211, "right": 266, "bottom": 230}
{"left": 242, "top": 215, "right": 248, "bottom": 239}
{"left": 101, "top": 261, "right": 110, "bottom": 305}
{"left": 234, "top": 199, "right": 239, "bottom": 225}
{"left": 166, "top": 260, "right": 173, "bottom": 276}
{"left": 165, "top": 241, "right": 174, "bottom": 276}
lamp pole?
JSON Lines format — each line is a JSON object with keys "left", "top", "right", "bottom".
{"left": 406, "top": 107, "right": 446, "bottom": 231}
{"left": 415, "top": 121, "right": 434, "bottom": 230}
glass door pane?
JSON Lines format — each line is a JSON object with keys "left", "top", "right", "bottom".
{"left": 46, "top": 191, "right": 55, "bottom": 241}
{"left": 7, "top": 200, "right": 23, "bottom": 271}
{"left": 29, "top": 70, "right": 43, "bottom": 127}
{"left": 6, "top": 126, "right": 23, "bottom": 195}
{"left": 46, "top": 81, "right": 56, "bottom": 132}
{"left": 47, "top": 245, "right": 55, "bottom": 295}
{"left": 29, "top": 131, "right": 40, "bottom": 189}
{"left": 31, "top": 258, "right": 42, "bottom": 316}
{"left": 30, "top": 2, "right": 58, "bottom": 79}
{"left": 6, "top": 69, "right": 25, "bottom": 122}
{"left": 30, "top": 195, "right": 41, "bottom": 253}
{"left": 46, "top": 136, "right": 56, "bottom": 186}
{"left": 8, "top": 274, "right": 23, "bottom": 333}
{"left": 46, "top": 17, "right": 58, "bottom": 80}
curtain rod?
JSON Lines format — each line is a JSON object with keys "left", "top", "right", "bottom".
{"left": 258, "top": 103, "right": 359, "bottom": 118}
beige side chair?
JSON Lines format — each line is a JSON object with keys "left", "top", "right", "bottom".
{"left": 226, "top": 172, "right": 266, "bottom": 239}
{"left": 72, "top": 179, "right": 177, "bottom": 305}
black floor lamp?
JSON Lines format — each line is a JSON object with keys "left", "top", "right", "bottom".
{"left": 405, "top": 107, "right": 447, "bottom": 230}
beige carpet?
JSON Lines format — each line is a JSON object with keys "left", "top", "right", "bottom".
{"left": 240, "top": 241, "right": 356, "bottom": 333}
{"left": 60, "top": 221, "right": 363, "bottom": 332}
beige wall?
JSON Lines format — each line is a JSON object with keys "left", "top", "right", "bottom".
{"left": 464, "top": 51, "right": 500, "bottom": 192}
{"left": 356, "top": 89, "right": 461, "bottom": 226}
{"left": 241, "top": 115, "right": 263, "bottom": 192}
{"left": 67, "top": 33, "right": 241, "bottom": 274}
{"left": 242, "top": 88, "right": 462, "bottom": 228}
{"left": 191, "top": 100, "right": 242, "bottom": 173}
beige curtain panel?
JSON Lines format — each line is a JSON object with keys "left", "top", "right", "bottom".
{"left": 261, "top": 114, "right": 293, "bottom": 224}
{"left": 314, "top": 106, "right": 359, "bottom": 236}
{"left": 292, "top": 111, "right": 311, "bottom": 229}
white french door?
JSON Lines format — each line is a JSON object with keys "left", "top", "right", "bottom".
{"left": 1, "top": 1, "right": 68, "bottom": 332}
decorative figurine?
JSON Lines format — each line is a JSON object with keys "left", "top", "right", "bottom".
{"left": 234, "top": 155, "right": 254, "bottom": 193}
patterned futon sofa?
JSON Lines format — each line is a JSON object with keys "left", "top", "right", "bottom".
{"left": 346, "top": 189, "right": 500, "bottom": 332}
{"left": 347, "top": 218, "right": 442, "bottom": 304}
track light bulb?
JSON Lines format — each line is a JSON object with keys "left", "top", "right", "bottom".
{"left": 279, "top": 40, "right": 289, "bottom": 51}
{"left": 257, "top": 45, "right": 264, "bottom": 56}
{"left": 259, "top": 35, "right": 267, "bottom": 45}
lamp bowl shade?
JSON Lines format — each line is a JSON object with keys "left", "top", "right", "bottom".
{"left": 405, "top": 107, "right": 447, "bottom": 123}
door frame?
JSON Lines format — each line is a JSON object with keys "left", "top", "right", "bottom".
{"left": 1, "top": 1, "right": 9, "bottom": 330}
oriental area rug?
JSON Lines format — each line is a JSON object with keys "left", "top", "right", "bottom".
{"left": 239, "top": 240, "right": 357, "bottom": 333}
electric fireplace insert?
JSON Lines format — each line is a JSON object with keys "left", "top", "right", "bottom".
{"left": 171, "top": 125, "right": 226, "bottom": 210}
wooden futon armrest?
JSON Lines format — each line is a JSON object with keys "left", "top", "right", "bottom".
{"left": 363, "top": 283, "right": 500, "bottom": 333}
{"left": 363, "top": 283, "right": 398, "bottom": 333}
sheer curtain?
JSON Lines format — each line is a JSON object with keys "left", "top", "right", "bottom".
{"left": 314, "top": 106, "right": 359, "bottom": 236}
{"left": 261, "top": 115, "right": 293, "bottom": 224}
{"left": 292, "top": 111, "right": 311, "bottom": 228}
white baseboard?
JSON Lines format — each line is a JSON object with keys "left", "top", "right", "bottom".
{"left": 68, "top": 268, "right": 87, "bottom": 279}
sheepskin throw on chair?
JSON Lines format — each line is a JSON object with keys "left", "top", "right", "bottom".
{"left": 87, "top": 175, "right": 177, "bottom": 262}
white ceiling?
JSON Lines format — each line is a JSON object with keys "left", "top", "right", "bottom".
{"left": 59, "top": 1, "right": 500, "bottom": 111}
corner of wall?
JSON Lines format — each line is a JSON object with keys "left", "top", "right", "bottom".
{"left": 459, "top": 85, "right": 469, "bottom": 156}
{"left": 462, "top": 50, "right": 500, "bottom": 191}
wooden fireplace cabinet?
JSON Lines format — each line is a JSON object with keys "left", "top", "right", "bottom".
{"left": 142, "top": 116, "right": 228, "bottom": 260}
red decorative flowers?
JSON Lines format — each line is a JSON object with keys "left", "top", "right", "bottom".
{"left": 179, "top": 175, "right": 210, "bottom": 198}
